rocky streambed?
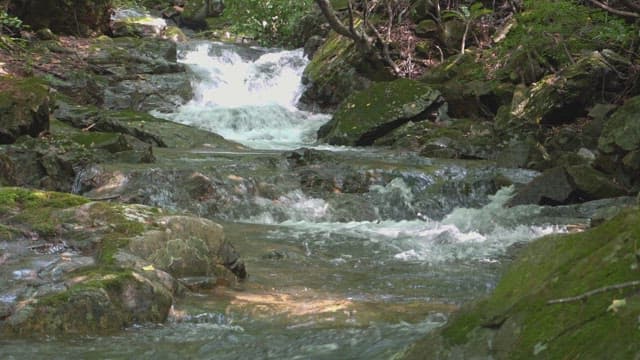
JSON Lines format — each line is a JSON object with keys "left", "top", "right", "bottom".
{"left": 1, "top": 14, "right": 639, "bottom": 358}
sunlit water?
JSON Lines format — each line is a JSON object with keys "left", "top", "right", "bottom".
{"left": 0, "top": 41, "right": 579, "bottom": 359}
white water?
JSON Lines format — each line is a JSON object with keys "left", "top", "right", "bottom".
{"left": 155, "top": 42, "right": 330, "bottom": 149}
{"left": 242, "top": 186, "right": 567, "bottom": 266}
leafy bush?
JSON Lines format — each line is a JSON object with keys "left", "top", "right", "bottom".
{"left": 0, "top": 10, "right": 22, "bottom": 36}
{"left": 223, "top": 0, "right": 314, "bottom": 46}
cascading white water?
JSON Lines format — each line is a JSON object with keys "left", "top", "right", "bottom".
{"left": 155, "top": 42, "right": 330, "bottom": 149}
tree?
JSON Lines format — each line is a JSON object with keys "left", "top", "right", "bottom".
{"left": 314, "top": 0, "right": 401, "bottom": 74}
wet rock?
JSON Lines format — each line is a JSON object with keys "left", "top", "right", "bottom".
{"left": 4, "top": 269, "right": 173, "bottom": 336}
{"left": 0, "top": 77, "right": 52, "bottom": 145}
{"left": 128, "top": 216, "right": 246, "bottom": 280}
{"left": 318, "top": 79, "right": 447, "bottom": 146}
{"left": 85, "top": 37, "right": 192, "bottom": 112}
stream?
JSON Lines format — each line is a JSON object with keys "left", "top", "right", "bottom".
{"left": 0, "top": 41, "right": 582, "bottom": 359}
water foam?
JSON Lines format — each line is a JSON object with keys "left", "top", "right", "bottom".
{"left": 156, "top": 42, "right": 329, "bottom": 149}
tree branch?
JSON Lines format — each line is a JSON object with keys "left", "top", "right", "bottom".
{"left": 547, "top": 280, "right": 640, "bottom": 305}
{"left": 619, "top": 0, "right": 640, "bottom": 12}
{"left": 588, "top": 0, "right": 640, "bottom": 18}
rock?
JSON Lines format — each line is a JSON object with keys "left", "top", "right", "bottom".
{"left": 0, "top": 188, "right": 246, "bottom": 336}
{"left": 565, "top": 165, "right": 628, "bottom": 200}
{"left": 415, "top": 19, "right": 439, "bottom": 37}
{"left": 299, "top": 30, "right": 389, "bottom": 112}
{"left": 110, "top": 8, "right": 168, "bottom": 38}
{"left": 304, "top": 35, "right": 325, "bottom": 59}
{"left": 507, "top": 167, "right": 575, "bottom": 206}
{"left": 35, "top": 28, "right": 58, "bottom": 40}
{"left": 0, "top": 77, "right": 52, "bottom": 144}
{"left": 598, "top": 95, "right": 640, "bottom": 154}
{"left": 503, "top": 50, "right": 629, "bottom": 129}
{"left": 318, "top": 79, "right": 447, "bottom": 146}
{"left": 508, "top": 165, "right": 628, "bottom": 206}
{"left": 4, "top": 269, "right": 173, "bottom": 336}
{"left": 181, "top": 0, "right": 224, "bottom": 30}
{"left": 402, "top": 208, "right": 640, "bottom": 359}
{"left": 128, "top": 216, "right": 246, "bottom": 279}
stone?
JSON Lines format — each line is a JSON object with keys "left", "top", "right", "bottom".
{"left": 318, "top": 79, "right": 447, "bottom": 146}
{"left": 507, "top": 167, "right": 575, "bottom": 206}
{"left": 598, "top": 95, "right": 640, "bottom": 154}
{"left": 0, "top": 77, "right": 52, "bottom": 144}
{"left": 566, "top": 165, "right": 628, "bottom": 200}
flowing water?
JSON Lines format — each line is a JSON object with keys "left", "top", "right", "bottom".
{"left": 1, "top": 42, "right": 586, "bottom": 359}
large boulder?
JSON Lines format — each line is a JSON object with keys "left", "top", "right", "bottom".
{"left": 299, "top": 30, "right": 391, "bottom": 112}
{"left": 508, "top": 165, "right": 628, "bottom": 206}
{"left": 599, "top": 95, "right": 640, "bottom": 154}
{"left": 497, "top": 50, "right": 629, "bottom": 132}
{"left": 86, "top": 37, "right": 192, "bottom": 112}
{"left": 128, "top": 216, "right": 247, "bottom": 279}
{"left": 0, "top": 77, "right": 52, "bottom": 144}
{"left": 317, "top": 79, "right": 447, "bottom": 146}
{"left": 401, "top": 207, "right": 640, "bottom": 359}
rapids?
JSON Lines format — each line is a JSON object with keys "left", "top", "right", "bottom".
{"left": 0, "top": 41, "right": 585, "bottom": 359}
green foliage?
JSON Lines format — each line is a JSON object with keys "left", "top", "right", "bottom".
{"left": 0, "top": 10, "right": 22, "bottom": 32}
{"left": 500, "top": 0, "right": 636, "bottom": 78}
{"left": 223, "top": 0, "right": 314, "bottom": 46}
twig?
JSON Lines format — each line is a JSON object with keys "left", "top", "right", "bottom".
{"left": 547, "top": 281, "right": 640, "bottom": 305}
{"left": 588, "top": 0, "right": 640, "bottom": 18}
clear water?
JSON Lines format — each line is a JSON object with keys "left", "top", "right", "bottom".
{"left": 0, "top": 41, "right": 578, "bottom": 359}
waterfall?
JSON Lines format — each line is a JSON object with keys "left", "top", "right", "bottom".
{"left": 155, "top": 42, "right": 330, "bottom": 149}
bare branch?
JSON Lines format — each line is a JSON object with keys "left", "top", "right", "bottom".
{"left": 315, "top": 0, "right": 361, "bottom": 40}
{"left": 547, "top": 280, "right": 640, "bottom": 305}
{"left": 368, "top": 22, "right": 400, "bottom": 75}
{"left": 588, "top": 0, "right": 640, "bottom": 18}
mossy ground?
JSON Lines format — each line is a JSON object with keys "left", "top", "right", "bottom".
{"left": 405, "top": 207, "right": 640, "bottom": 359}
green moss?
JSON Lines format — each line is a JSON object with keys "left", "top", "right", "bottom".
{"left": 71, "top": 132, "right": 116, "bottom": 146}
{"left": 432, "top": 207, "right": 640, "bottom": 358}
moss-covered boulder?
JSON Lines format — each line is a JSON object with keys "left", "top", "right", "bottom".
{"left": 128, "top": 216, "right": 247, "bottom": 279}
{"left": 401, "top": 207, "right": 640, "bottom": 359}
{"left": 0, "top": 187, "right": 246, "bottom": 336}
{"left": 299, "top": 29, "right": 390, "bottom": 112}
{"left": 0, "top": 77, "right": 52, "bottom": 144}
{"left": 599, "top": 95, "right": 640, "bottom": 155}
{"left": 4, "top": 269, "right": 173, "bottom": 336}
{"left": 317, "top": 79, "right": 447, "bottom": 146}
{"left": 498, "top": 50, "right": 629, "bottom": 131}
{"left": 376, "top": 118, "right": 497, "bottom": 160}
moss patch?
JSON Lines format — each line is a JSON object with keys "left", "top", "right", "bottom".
{"left": 404, "top": 207, "right": 640, "bottom": 359}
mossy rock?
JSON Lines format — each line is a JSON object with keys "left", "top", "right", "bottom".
{"left": 299, "top": 29, "right": 391, "bottom": 112}
{"left": 128, "top": 216, "right": 246, "bottom": 279}
{"left": 598, "top": 95, "right": 640, "bottom": 155}
{"left": 318, "top": 79, "right": 446, "bottom": 146}
{"left": 402, "top": 207, "right": 640, "bottom": 359}
{"left": 505, "top": 50, "right": 629, "bottom": 130}
{"left": 0, "top": 77, "right": 52, "bottom": 144}
{"left": 4, "top": 269, "right": 173, "bottom": 336}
